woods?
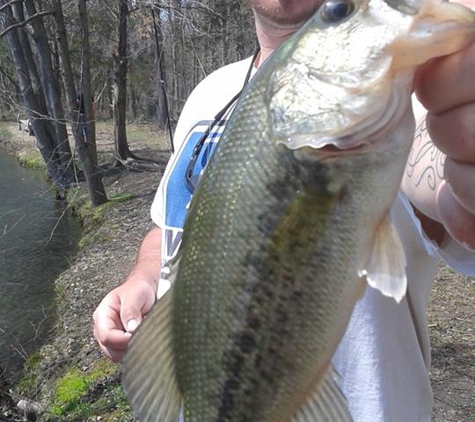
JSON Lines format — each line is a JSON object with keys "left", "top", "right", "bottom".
{"left": 0, "top": 0, "right": 255, "bottom": 205}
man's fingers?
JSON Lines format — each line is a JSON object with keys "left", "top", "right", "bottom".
{"left": 445, "top": 158, "right": 475, "bottom": 214}
{"left": 93, "top": 307, "right": 132, "bottom": 351}
{"left": 98, "top": 327, "right": 132, "bottom": 350}
{"left": 426, "top": 103, "right": 475, "bottom": 161}
{"left": 93, "top": 327, "right": 131, "bottom": 363}
{"left": 437, "top": 181, "right": 475, "bottom": 250}
{"left": 416, "top": 42, "right": 475, "bottom": 113}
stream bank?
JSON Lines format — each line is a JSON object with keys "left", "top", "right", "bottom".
{"left": 0, "top": 122, "right": 169, "bottom": 421}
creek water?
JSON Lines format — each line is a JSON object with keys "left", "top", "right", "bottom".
{"left": 0, "top": 149, "right": 81, "bottom": 383}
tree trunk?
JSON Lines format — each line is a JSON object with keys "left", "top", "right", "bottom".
{"left": 51, "top": 0, "right": 85, "bottom": 175}
{"left": 23, "top": 0, "right": 73, "bottom": 186}
{"left": 113, "top": 0, "right": 129, "bottom": 162}
{"left": 0, "top": 1, "right": 67, "bottom": 191}
{"left": 10, "top": 2, "right": 48, "bottom": 119}
{"left": 152, "top": 6, "right": 168, "bottom": 132}
{"left": 77, "top": 0, "right": 107, "bottom": 206}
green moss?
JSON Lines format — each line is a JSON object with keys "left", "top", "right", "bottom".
{"left": 48, "top": 359, "right": 122, "bottom": 418}
{"left": 109, "top": 192, "right": 134, "bottom": 203}
{"left": 15, "top": 352, "right": 45, "bottom": 396}
{"left": 17, "top": 150, "right": 45, "bottom": 170}
{"left": 87, "top": 358, "right": 118, "bottom": 380}
{"left": 67, "top": 187, "right": 90, "bottom": 217}
{"left": 51, "top": 368, "right": 90, "bottom": 416}
{"left": 24, "top": 352, "right": 43, "bottom": 370}
{"left": 68, "top": 189, "right": 133, "bottom": 249}
{"left": 15, "top": 372, "right": 40, "bottom": 397}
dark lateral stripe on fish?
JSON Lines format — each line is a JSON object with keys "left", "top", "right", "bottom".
{"left": 210, "top": 148, "right": 342, "bottom": 419}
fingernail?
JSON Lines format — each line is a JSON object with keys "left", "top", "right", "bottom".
{"left": 126, "top": 319, "right": 138, "bottom": 332}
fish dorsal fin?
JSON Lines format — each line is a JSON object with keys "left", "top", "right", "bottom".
{"left": 292, "top": 366, "right": 353, "bottom": 422}
{"left": 361, "top": 215, "right": 407, "bottom": 303}
{"left": 121, "top": 286, "right": 182, "bottom": 422}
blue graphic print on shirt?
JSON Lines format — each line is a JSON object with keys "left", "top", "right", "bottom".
{"left": 162, "top": 120, "right": 226, "bottom": 261}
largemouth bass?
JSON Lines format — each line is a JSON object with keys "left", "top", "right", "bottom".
{"left": 122, "top": 0, "right": 475, "bottom": 421}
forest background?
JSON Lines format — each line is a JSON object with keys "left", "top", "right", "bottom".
{"left": 0, "top": 1, "right": 258, "bottom": 420}
{"left": 0, "top": 0, "right": 255, "bottom": 205}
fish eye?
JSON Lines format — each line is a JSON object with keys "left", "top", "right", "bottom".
{"left": 320, "top": 0, "right": 355, "bottom": 23}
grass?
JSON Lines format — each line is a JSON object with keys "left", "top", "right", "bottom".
{"left": 96, "top": 120, "right": 170, "bottom": 150}
{"left": 17, "top": 149, "right": 45, "bottom": 170}
{"left": 0, "top": 123, "right": 13, "bottom": 141}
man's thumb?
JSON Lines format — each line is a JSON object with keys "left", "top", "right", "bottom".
{"left": 121, "top": 307, "right": 142, "bottom": 334}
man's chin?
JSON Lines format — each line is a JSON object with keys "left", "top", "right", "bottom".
{"left": 251, "top": 0, "right": 321, "bottom": 27}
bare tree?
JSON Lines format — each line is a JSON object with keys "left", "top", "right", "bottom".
{"left": 113, "top": 0, "right": 130, "bottom": 162}
{"left": 0, "top": 0, "right": 68, "bottom": 193}
{"left": 77, "top": 0, "right": 107, "bottom": 206}
{"left": 23, "top": 0, "right": 74, "bottom": 184}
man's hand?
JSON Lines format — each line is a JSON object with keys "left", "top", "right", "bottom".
{"left": 415, "top": 39, "right": 475, "bottom": 250}
{"left": 93, "top": 279, "right": 156, "bottom": 363}
{"left": 93, "top": 227, "right": 162, "bottom": 362}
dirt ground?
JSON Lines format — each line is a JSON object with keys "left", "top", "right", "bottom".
{"left": 0, "top": 122, "right": 473, "bottom": 421}
{"left": 429, "top": 266, "right": 475, "bottom": 421}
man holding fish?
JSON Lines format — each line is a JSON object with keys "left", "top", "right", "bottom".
{"left": 94, "top": 0, "right": 475, "bottom": 420}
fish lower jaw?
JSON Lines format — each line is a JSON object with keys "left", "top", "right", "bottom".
{"left": 293, "top": 142, "right": 369, "bottom": 160}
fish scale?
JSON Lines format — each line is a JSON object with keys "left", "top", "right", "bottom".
{"left": 173, "top": 135, "right": 399, "bottom": 421}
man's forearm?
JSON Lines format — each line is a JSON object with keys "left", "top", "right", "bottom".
{"left": 126, "top": 226, "right": 162, "bottom": 288}
{"left": 401, "top": 111, "right": 448, "bottom": 245}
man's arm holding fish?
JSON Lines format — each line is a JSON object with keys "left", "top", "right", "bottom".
{"left": 93, "top": 226, "right": 161, "bottom": 363}
{"left": 402, "top": 36, "right": 475, "bottom": 252}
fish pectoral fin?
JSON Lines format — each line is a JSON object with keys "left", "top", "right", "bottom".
{"left": 292, "top": 366, "right": 352, "bottom": 422}
{"left": 121, "top": 287, "right": 183, "bottom": 422}
{"left": 362, "top": 215, "right": 407, "bottom": 303}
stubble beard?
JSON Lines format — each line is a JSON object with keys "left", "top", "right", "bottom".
{"left": 249, "top": 0, "right": 321, "bottom": 27}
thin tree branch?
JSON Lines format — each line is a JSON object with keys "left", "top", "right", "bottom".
{"left": 0, "top": 10, "right": 54, "bottom": 39}
{"left": 0, "top": 0, "right": 22, "bottom": 14}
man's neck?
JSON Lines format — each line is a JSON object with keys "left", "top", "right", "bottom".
{"left": 254, "top": 14, "right": 300, "bottom": 65}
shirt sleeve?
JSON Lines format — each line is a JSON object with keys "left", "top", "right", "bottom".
{"left": 150, "top": 174, "right": 167, "bottom": 228}
{"left": 149, "top": 74, "right": 204, "bottom": 229}
{"left": 398, "top": 191, "right": 475, "bottom": 276}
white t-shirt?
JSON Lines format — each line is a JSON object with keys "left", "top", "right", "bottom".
{"left": 151, "top": 57, "right": 475, "bottom": 422}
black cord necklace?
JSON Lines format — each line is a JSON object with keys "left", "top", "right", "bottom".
{"left": 185, "top": 48, "right": 261, "bottom": 193}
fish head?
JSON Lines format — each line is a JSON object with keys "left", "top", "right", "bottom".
{"left": 265, "top": 0, "right": 475, "bottom": 151}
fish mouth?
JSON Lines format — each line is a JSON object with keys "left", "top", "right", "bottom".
{"left": 318, "top": 144, "right": 367, "bottom": 153}
{"left": 390, "top": 1, "right": 475, "bottom": 69}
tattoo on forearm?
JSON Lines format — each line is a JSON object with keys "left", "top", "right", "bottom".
{"left": 406, "top": 119, "right": 445, "bottom": 191}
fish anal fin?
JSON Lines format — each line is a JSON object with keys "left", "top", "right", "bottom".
{"left": 291, "top": 366, "right": 352, "bottom": 422}
{"left": 361, "top": 215, "right": 407, "bottom": 303}
{"left": 121, "top": 287, "right": 182, "bottom": 422}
